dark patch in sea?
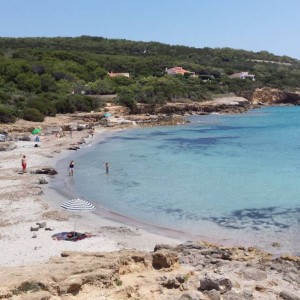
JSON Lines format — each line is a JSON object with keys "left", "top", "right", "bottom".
{"left": 109, "top": 136, "right": 145, "bottom": 141}
{"left": 148, "top": 131, "right": 174, "bottom": 137}
{"left": 158, "top": 136, "right": 239, "bottom": 151}
{"left": 149, "top": 205, "right": 200, "bottom": 221}
{"left": 129, "top": 154, "right": 147, "bottom": 159}
{"left": 204, "top": 207, "right": 300, "bottom": 231}
{"left": 111, "top": 179, "right": 140, "bottom": 191}
{"left": 176, "top": 125, "right": 266, "bottom": 135}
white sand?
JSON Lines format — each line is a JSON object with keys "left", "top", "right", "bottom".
{"left": 0, "top": 126, "right": 181, "bottom": 267}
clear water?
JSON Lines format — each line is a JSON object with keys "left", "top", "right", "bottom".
{"left": 72, "top": 106, "right": 300, "bottom": 254}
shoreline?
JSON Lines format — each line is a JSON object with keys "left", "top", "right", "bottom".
{"left": 1, "top": 106, "right": 299, "bottom": 268}
{"left": 49, "top": 115, "right": 299, "bottom": 258}
{"left": 1, "top": 109, "right": 300, "bottom": 299}
{"left": 0, "top": 108, "right": 296, "bottom": 268}
{"left": 0, "top": 123, "right": 182, "bottom": 267}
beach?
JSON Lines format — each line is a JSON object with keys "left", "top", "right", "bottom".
{"left": 0, "top": 116, "right": 181, "bottom": 268}
{"left": 1, "top": 113, "right": 300, "bottom": 299}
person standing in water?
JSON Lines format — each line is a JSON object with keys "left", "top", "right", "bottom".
{"left": 105, "top": 162, "right": 109, "bottom": 174}
{"left": 21, "top": 155, "right": 27, "bottom": 173}
{"left": 69, "top": 160, "right": 75, "bottom": 176}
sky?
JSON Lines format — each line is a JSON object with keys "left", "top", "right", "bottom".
{"left": 0, "top": 0, "right": 299, "bottom": 59}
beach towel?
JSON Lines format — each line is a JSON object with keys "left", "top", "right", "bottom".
{"left": 51, "top": 231, "right": 92, "bottom": 242}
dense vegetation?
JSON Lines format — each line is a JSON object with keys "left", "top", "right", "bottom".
{"left": 0, "top": 36, "right": 300, "bottom": 123}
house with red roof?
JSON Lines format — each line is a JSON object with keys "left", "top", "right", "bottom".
{"left": 165, "top": 67, "right": 196, "bottom": 77}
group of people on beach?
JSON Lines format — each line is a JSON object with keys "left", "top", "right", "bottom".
{"left": 21, "top": 157, "right": 109, "bottom": 177}
{"left": 68, "top": 160, "right": 109, "bottom": 176}
{"left": 19, "top": 129, "right": 109, "bottom": 177}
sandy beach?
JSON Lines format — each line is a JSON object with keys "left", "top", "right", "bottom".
{"left": 0, "top": 116, "right": 181, "bottom": 268}
{"left": 1, "top": 114, "right": 300, "bottom": 300}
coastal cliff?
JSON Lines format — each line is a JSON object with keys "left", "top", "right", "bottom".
{"left": 241, "top": 88, "right": 300, "bottom": 105}
{"left": 131, "top": 88, "right": 300, "bottom": 117}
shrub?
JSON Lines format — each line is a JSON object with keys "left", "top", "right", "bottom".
{"left": 12, "top": 281, "right": 41, "bottom": 295}
{"left": 54, "top": 99, "right": 76, "bottom": 113}
{"left": 0, "top": 105, "right": 16, "bottom": 123}
{"left": 27, "top": 97, "right": 56, "bottom": 116}
{"left": 0, "top": 92, "right": 11, "bottom": 104}
{"left": 22, "top": 107, "right": 44, "bottom": 122}
{"left": 70, "top": 95, "right": 98, "bottom": 112}
{"left": 114, "top": 279, "right": 122, "bottom": 286}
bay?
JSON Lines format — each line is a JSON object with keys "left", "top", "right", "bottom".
{"left": 72, "top": 106, "right": 300, "bottom": 254}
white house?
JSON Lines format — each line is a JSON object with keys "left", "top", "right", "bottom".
{"left": 229, "top": 72, "right": 255, "bottom": 81}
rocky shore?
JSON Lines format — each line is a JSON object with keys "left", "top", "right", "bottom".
{"left": 0, "top": 93, "right": 300, "bottom": 299}
{"left": 0, "top": 241, "right": 299, "bottom": 299}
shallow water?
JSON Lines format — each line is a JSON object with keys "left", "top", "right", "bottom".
{"left": 72, "top": 107, "right": 300, "bottom": 254}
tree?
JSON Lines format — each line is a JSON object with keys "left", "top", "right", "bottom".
{"left": 116, "top": 87, "right": 136, "bottom": 110}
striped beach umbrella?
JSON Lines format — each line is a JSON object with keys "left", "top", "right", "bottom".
{"left": 61, "top": 198, "right": 95, "bottom": 211}
{"left": 61, "top": 198, "right": 95, "bottom": 232}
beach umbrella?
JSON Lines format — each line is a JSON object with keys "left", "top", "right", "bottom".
{"left": 32, "top": 128, "right": 42, "bottom": 135}
{"left": 61, "top": 198, "right": 95, "bottom": 233}
{"left": 104, "top": 113, "right": 112, "bottom": 117}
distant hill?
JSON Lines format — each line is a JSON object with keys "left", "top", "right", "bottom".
{"left": 0, "top": 36, "right": 300, "bottom": 123}
{"left": 1, "top": 36, "right": 298, "bottom": 64}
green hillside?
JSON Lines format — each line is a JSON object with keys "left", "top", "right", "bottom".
{"left": 0, "top": 36, "right": 300, "bottom": 123}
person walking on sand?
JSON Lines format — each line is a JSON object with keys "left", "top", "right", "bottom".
{"left": 104, "top": 162, "right": 109, "bottom": 174}
{"left": 21, "top": 155, "right": 27, "bottom": 173}
{"left": 69, "top": 160, "right": 75, "bottom": 176}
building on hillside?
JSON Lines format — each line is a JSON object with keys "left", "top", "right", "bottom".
{"left": 108, "top": 72, "right": 130, "bottom": 78}
{"left": 165, "top": 66, "right": 196, "bottom": 77}
{"left": 229, "top": 72, "right": 255, "bottom": 81}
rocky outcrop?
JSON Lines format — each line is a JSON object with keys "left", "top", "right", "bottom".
{"left": 243, "top": 88, "right": 300, "bottom": 105}
{"left": 0, "top": 242, "right": 299, "bottom": 299}
{"left": 279, "top": 290, "right": 300, "bottom": 300}
{"left": 199, "top": 274, "right": 232, "bottom": 293}
{"left": 152, "top": 249, "right": 179, "bottom": 269}
{"left": 33, "top": 168, "right": 58, "bottom": 175}
{"left": 0, "top": 141, "right": 16, "bottom": 151}
{"left": 132, "top": 97, "right": 251, "bottom": 115}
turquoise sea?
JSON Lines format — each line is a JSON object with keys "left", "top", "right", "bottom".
{"left": 69, "top": 106, "right": 300, "bottom": 254}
